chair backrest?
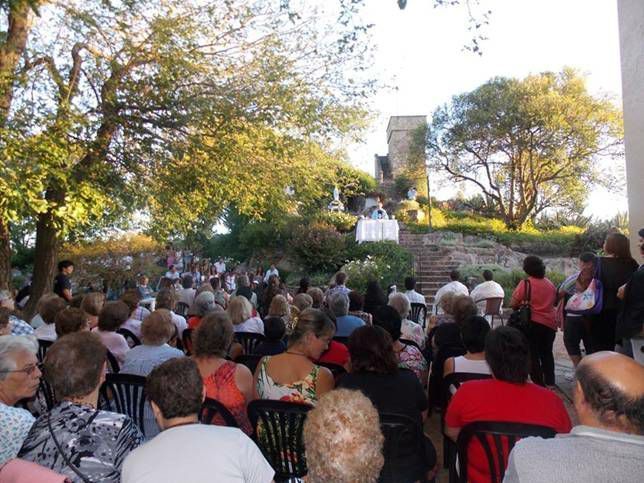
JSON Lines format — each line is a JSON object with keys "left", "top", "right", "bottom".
{"left": 399, "top": 338, "right": 422, "bottom": 351}
{"left": 482, "top": 297, "right": 504, "bottom": 316}
{"left": 234, "top": 354, "right": 263, "bottom": 375}
{"left": 234, "top": 332, "right": 265, "bottom": 355}
{"left": 316, "top": 361, "right": 346, "bottom": 381}
{"left": 175, "top": 301, "right": 189, "bottom": 317}
{"left": 442, "top": 372, "right": 492, "bottom": 410}
{"left": 182, "top": 328, "right": 193, "bottom": 355}
{"left": 456, "top": 421, "right": 557, "bottom": 483}
{"left": 409, "top": 303, "right": 427, "bottom": 328}
{"left": 379, "top": 412, "right": 428, "bottom": 483}
{"left": 200, "top": 397, "right": 238, "bottom": 428}
{"left": 38, "top": 378, "right": 57, "bottom": 412}
{"left": 106, "top": 350, "right": 120, "bottom": 373}
{"left": 99, "top": 373, "right": 148, "bottom": 436}
{"left": 37, "top": 339, "right": 53, "bottom": 363}
{"left": 116, "top": 328, "right": 141, "bottom": 348}
{"left": 247, "top": 399, "right": 312, "bottom": 480}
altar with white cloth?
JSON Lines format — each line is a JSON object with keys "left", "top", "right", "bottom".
{"left": 355, "top": 219, "right": 400, "bottom": 243}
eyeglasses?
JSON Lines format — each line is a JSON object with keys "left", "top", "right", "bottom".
{"left": 0, "top": 362, "right": 42, "bottom": 376}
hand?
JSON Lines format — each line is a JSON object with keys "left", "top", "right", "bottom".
{"left": 617, "top": 284, "right": 626, "bottom": 300}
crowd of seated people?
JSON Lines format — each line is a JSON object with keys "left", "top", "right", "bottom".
{"left": 0, "top": 231, "right": 642, "bottom": 482}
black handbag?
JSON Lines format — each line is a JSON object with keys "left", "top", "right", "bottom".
{"left": 508, "top": 279, "right": 531, "bottom": 332}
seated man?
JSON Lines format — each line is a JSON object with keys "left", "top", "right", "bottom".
{"left": 371, "top": 200, "right": 389, "bottom": 220}
{"left": 403, "top": 277, "right": 426, "bottom": 306}
{"left": 469, "top": 269, "right": 504, "bottom": 313}
{"left": 121, "top": 357, "right": 274, "bottom": 483}
{"left": 0, "top": 336, "right": 40, "bottom": 464}
{"left": 434, "top": 270, "right": 469, "bottom": 312}
{"left": 329, "top": 292, "right": 365, "bottom": 338}
{"left": 445, "top": 326, "right": 571, "bottom": 483}
{"left": 505, "top": 351, "right": 644, "bottom": 483}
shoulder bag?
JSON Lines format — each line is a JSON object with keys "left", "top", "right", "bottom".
{"left": 508, "top": 279, "right": 532, "bottom": 332}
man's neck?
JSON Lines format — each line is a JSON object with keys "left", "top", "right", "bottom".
{"left": 161, "top": 414, "right": 199, "bottom": 431}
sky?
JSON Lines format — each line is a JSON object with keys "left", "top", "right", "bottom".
{"left": 345, "top": 0, "right": 626, "bottom": 219}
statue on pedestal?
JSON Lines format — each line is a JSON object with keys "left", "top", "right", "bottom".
{"left": 327, "top": 185, "right": 345, "bottom": 212}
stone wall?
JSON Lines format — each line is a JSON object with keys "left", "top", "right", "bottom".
{"left": 415, "top": 231, "right": 577, "bottom": 275}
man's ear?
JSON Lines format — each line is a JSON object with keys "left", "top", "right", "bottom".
{"left": 202, "top": 386, "right": 207, "bottom": 403}
{"left": 150, "top": 400, "right": 164, "bottom": 428}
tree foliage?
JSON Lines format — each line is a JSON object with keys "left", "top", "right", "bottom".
{"left": 426, "top": 69, "right": 623, "bottom": 229}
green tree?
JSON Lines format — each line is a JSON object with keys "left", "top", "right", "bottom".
{"left": 426, "top": 69, "right": 623, "bottom": 229}
{"left": 1, "top": 0, "right": 377, "bottom": 315}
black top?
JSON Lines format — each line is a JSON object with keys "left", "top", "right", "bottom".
{"left": 599, "top": 257, "right": 638, "bottom": 311}
{"left": 53, "top": 273, "right": 71, "bottom": 299}
{"left": 338, "top": 369, "right": 428, "bottom": 425}
{"left": 254, "top": 340, "right": 286, "bottom": 357}
{"left": 616, "top": 268, "right": 644, "bottom": 339}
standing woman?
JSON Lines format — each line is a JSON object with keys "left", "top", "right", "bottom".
{"left": 511, "top": 256, "right": 557, "bottom": 387}
{"left": 590, "top": 232, "right": 638, "bottom": 353}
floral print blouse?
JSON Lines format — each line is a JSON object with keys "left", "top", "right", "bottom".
{"left": 256, "top": 356, "right": 319, "bottom": 405}
{"left": 397, "top": 343, "right": 428, "bottom": 383}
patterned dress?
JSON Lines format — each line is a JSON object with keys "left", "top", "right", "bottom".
{"left": 0, "top": 402, "right": 34, "bottom": 464}
{"left": 397, "top": 343, "right": 428, "bottom": 383}
{"left": 255, "top": 356, "right": 319, "bottom": 405}
{"left": 203, "top": 361, "right": 252, "bottom": 435}
{"left": 18, "top": 401, "right": 143, "bottom": 483}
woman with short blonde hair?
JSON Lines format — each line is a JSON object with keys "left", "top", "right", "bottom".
{"left": 227, "top": 296, "right": 264, "bottom": 334}
{"left": 303, "top": 389, "right": 384, "bottom": 483}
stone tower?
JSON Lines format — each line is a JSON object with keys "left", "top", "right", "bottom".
{"left": 374, "top": 115, "right": 427, "bottom": 183}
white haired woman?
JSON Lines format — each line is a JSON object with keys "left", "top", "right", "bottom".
{"left": 389, "top": 292, "right": 425, "bottom": 349}
{"left": 0, "top": 335, "right": 41, "bottom": 464}
{"left": 303, "top": 388, "right": 384, "bottom": 483}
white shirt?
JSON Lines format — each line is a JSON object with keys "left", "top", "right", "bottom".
{"left": 433, "top": 280, "right": 469, "bottom": 312}
{"left": 263, "top": 268, "right": 279, "bottom": 282}
{"left": 233, "top": 317, "right": 264, "bottom": 335}
{"left": 470, "top": 280, "right": 505, "bottom": 313}
{"left": 170, "top": 311, "right": 188, "bottom": 336}
{"left": 121, "top": 318, "right": 143, "bottom": 339}
{"left": 214, "top": 262, "right": 226, "bottom": 274}
{"left": 371, "top": 208, "right": 389, "bottom": 220}
{"left": 404, "top": 289, "right": 426, "bottom": 305}
{"left": 121, "top": 424, "right": 274, "bottom": 483}
{"left": 34, "top": 323, "right": 57, "bottom": 341}
{"left": 165, "top": 270, "right": 181, "bottom": 281}
{"left": 177, "top": 288, "right": 196, "bottom": 307}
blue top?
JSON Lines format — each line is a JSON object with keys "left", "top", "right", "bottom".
{"left": 120, "top": 344, "right": 184, "bottom": 377}
{"left": 335, "top": 314, "right": 366, "bottom": 337}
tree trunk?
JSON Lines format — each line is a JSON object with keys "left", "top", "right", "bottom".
{"left": 22, "top": 209, "right": 59, "bottom": 320}
{"left": 0, "top": 220, "right": 12, "bottom": 290}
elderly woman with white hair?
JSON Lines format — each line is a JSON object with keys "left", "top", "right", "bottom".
{"left": 187, "top": 291, "right": 221, "bottom": 330}
{"left": 303, "top": 388, "right": 384, "bottom": 483}
{"left": 0, "top": 335, "right": 41, "bottom": 464}
{"left": 389, "top": 292, "right": 425, "bottom": 349}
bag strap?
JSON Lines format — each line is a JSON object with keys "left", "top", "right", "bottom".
{"left": 47, "top": 413, "right": 93, "bottom": 483}
{"left": 523, "top": 279, "right": 531, "bottom": 304}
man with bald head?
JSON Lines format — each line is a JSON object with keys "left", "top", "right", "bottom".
{"left": 504, "top": 352, "right": 644, "bottom": 482}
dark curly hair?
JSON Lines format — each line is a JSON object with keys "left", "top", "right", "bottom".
{"left": 485, "top": 326, "right": 530, "bottom": 383}
{"left": 577, "top": 363, "right": 644, "bottom": 435}
{"left": 146, "top": 358, "right": 203, "bottom": 420}
{"left": 348, "top": 325, "right": 398, "bottom": 375}
{"left": 523, "top": 255, "right": 546, "bottom": 279}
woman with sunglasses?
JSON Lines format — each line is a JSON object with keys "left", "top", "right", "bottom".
{"left": 0, "top": 335, "right": 41, "bottom": 464}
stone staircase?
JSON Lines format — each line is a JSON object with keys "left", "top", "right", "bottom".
{"left": 398, "top": 230, "right": 460, "bottom": 308}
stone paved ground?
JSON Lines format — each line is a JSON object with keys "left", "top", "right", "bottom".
{"left": 427, "top": 331, "right": 578, "bottom": 482}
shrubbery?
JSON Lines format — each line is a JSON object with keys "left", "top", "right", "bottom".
{"left": 341, "top": 241, "right": 413, "bottom": 293}
{"left": 291, "top": 222, "right": 348, "bottom": 273}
